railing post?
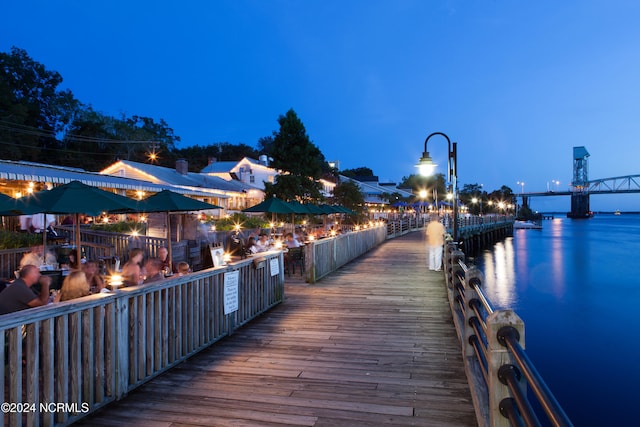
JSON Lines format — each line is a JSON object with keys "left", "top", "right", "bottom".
{"left": 115, "top": 294, "right": 130, "bottom": 399}
{"left": 445, "top": 242, "right": 464, "bottom": 303}
{"left": 463, "top": 266, "right": 484, "bottom": 358}
{"left": 486, "top": 310, "right": 525, "bottom": 427}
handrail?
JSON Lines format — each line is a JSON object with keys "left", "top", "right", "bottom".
{"left": 445, "top": 243, "right": 574, "bottom": 427}
{"left": 0, "top": 251, "right": 285, "bottom": 426}
{"left": 498, "top": 327, "right": 573, "bottom": 427}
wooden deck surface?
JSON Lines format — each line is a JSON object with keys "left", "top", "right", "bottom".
{"left": 79, "top": 231, "right": 477, "bottom": 426}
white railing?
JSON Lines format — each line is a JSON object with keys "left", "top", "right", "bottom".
{"left": 0, "top": 251, "right": 284, "bottom": 426}
{"left": 305, "top": 225, "right": 387, "bottom": 283}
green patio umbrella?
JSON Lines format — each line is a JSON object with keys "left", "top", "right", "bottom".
{"left": 137, "top": 190, "right": 222, "bottom": 269}
{"left": 0, "top": 192, "right": 21, "bottom": 216}
{"left": 242, "top": 197, "right": 296, "bottom": 214}
{"left": 318, "top": 204, "right": 340, "bottom": 214}
{"left": 303, "top": 203, "right": 327, "bottom": 215}
{"left": 12, "top": 180, "right": 139, "bottom": 267}
{"left": 335, "top": 205, "right": 357, "bottom": 215}
{"left": 243, "top": 197, "right": 297, "bottom": 229}
{"left": 287, "top": 200, "right": 314, "bottom": 214}
{"left": 137, "top": 190, "right": 222, "bottom": 213}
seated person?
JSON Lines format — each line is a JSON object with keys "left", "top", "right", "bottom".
{"left": 284, "top": 232, "right": 301, "bottom": 248}
{"left": 0, "top": 278, "right": 9, "bottom": 293}
{"left": 122, "top": 248, "right": 144, "bottom": 287}
{"left": 59, "top": 270, "right": 90, "bottom": 302}
{"left": 245, "top": 237, "right": 259, "bottom": 255}
{"left": 177, "top": 262, "right": 190, "bottom": 276}
{"left": 143, "top": 258, "right": 164, "bottom": 284}
{"left": 157, "top": 246, "right": 177, "bottom": 274}
{"left": 30, "top": 213, "right": 56, "bottom": 233}
{"left": 0, "top": 265, "right": 51, "bottom": 315}
{"left": 19, "top": 245, "right": 44, "bottom": 269}
{"left": 83, "top": 260, "right": 105, "bottom": 293}
{"left": 66, "top": 252, "right": 79, "bottom": 269}
{"left": 255, "top": 233, "right": 271, "bottom": 252}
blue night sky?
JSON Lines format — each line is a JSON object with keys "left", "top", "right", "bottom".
{"left": 3, "top": 0, "right": 640, "bottom": 211}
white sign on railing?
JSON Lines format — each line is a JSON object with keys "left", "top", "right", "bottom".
{"left": 270, "top": 258, "right": 279, "bottom": 276}
{"left": 224, "top": 270, "right": 239, "bottom": 314}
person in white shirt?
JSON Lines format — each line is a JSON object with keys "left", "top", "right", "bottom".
{"left": 30, "top": 214, "right": 56, "bottom": 233}
{"left": 426, "top": 216, "right": 446, "bottom": 271}
{"left": 284, "top": 232, "right": 300, "bottom": 248}
{"left": 255, "top": 233, "right": 271, "bottom": 252}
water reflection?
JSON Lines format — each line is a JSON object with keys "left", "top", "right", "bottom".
{"left": 480, "top": 237, "right": 515, "bottom": 307}
{"left": 474, "top": 216, "right": 640, "bottom": 426}
{"left": 549, "top": 219, "right": 566, "bottom": 299}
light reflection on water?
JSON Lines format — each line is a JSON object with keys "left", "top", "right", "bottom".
{"left": 474, "top": 215, "right": 640, "bottom": 426}
{"left": 480, "top": 238, "right": 516, "bottom": 307}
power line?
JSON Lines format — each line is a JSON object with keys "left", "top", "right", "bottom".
{"left": 0, "top": 119, "right": 161, "bottom": 145}
{"left": 0, "top": 139, "right": 131, "bottom": 157}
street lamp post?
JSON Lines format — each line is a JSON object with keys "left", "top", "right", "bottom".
{"left": 418, "top": 189, "right": 428, "bottom": 223}
{"left": 416, "top": 132, "right": 458, "bottom": 242}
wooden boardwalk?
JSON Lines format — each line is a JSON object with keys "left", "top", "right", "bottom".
{"left": 79, "top": 231, "right": 477, "bottom": 426}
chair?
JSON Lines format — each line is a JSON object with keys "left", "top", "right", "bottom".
{"left": 286, "top": 247, "right": 305, "bottom": 276}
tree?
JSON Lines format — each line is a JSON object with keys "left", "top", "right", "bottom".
{"left": 267, "top": 109, "right": 326, "bottom": 201}
{"left": 486, "top": 185, "right": 516, "bottom": 213}
{"left": 379, "top": 191, "right": 411, "bottom": 204}
{"left": 216, "top": 142, "right": 259, "bottom": 161}
{"left": 172, "top": 142, "right": 259, "bottom": 172}
{"left": 459, "top": 183, "right": 487, "bottom": 215}
{"left": 256, "top": 136, "right": 275, "bottom": 157}
{"left": 341, "top": 167, "right": 374, "bottom": 179}
{"left": 0, "top": 46, "right": 183, "bottom": 170}
{"left": 331, "top": 180, "right": 365, "bottom": 213}
{"left": 65, "top": 110, "right": 180, "bottom": 170}
{"left": 399, "top": 173, "right": 447, "bottom": 201}
{"left": 0, "top": 46, "right": 80, "bottom": 162}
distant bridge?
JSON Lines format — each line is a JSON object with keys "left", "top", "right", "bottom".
{"left": 523, "top": 174, "right": 640, "bottom": 197}
{"left": 518, "top": 147, "right": 640, "bottom": 217}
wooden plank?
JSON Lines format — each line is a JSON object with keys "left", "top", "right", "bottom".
{"left": 25, "top": 322, "right": 39, "bottom": 427}
{"left": 79, "top": 231, "right": 477, "bottom": 426}
{"left": 94, "top": 305, "right": 105, "bottom": 404}
{"left": 8, "top": 327, "right": 22, "bottom": 427}
{"left": 82, "top": 308, "right": 95, "bottom": 408}
{"left": 55, "top": 315, "right": 69, "bottom": 424}
{"left": 69, "top": 312, "right": 82, "bottom": 410}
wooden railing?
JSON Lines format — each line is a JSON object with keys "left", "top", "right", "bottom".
{"left": 0, "top": 251, "right": 284, "bottom": 426}
{"left": 444, "top": 243, "right": 573, "bottom": 427}
{"left": 0, "top": 247, "right": 27, "bottom": 280}
{"left": 305, "top": 224, "right": 387, "bottom": 283}
{"left": 385, "top": 217, "right": 424, "bottom": 237}
{"left": 54, "top": 226, "right": 167, "bottom": 259}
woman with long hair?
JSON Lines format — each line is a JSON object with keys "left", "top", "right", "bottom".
{"left": 59, "top": 271, "right": 90, "bottom": 302}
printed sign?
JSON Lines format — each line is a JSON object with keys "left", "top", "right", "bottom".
{"left": 270, "top": 258, "right": 280, "bottom": 276}
{"left": 223, "top": 270, "right": 239, "bottom": 314}
{"left": 210, "top": 245, "right": 225, "bottom": 268}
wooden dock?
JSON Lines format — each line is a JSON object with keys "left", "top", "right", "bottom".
{"left": 79, "top": 231, "right": 477, "bottom": 426}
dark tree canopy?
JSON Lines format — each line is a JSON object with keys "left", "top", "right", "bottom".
{"left": 340, "top": 167, "right": 374, "bottom": 178}
{"left": 266, "top": 109, "right": 326, "bottom": 202}
{"left": 0, "top": 46, "right": 180, "bottom": 170}
{"left": 399, "top": 173, "right": 447, "bottom": 200}
{"left": 331, "top": 180, "right": 365, "bottom": 213}
{"left": 0, "top": 46, "right": 80, "bottom": 162}
{"left": 256, "top": 135, "right": 275, "bottom": 157}
{"left": 270, "top": 109, "right": 325, "bottom": 178}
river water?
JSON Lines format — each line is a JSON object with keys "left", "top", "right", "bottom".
{"left": 473, "top": 214, "right": 640, "bottom": 426}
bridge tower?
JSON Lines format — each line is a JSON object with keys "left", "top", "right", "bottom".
{"left": 567, "top": 146, "right": 593, "bottom": 218}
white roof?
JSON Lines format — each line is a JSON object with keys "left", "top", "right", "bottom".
{"left": 0, "top": 159, "right": 228, "bottom": 198}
